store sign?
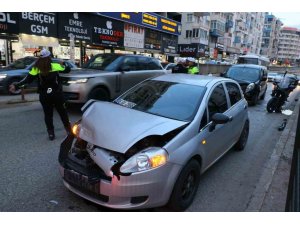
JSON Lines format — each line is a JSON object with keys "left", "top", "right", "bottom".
{"left": 92, "top": 17, "right": 124, "bottom": 47}
{"left": 144, "top": 29, "right": 161, "bottom": 51}
{"left": 98, "top": 12, "right": 181, "bottom": 35}
{"left": 178, "top": 43, "right": 199, "bottom": 57}
{"left": 58, "top": 13, "right": 92, "bottom": 41}
{"left": 124, "top": 23, "right": 144, "bottom": 49}
{"left": 162, "top": 34, "right": 177, "bottom": 54}
{"left": 0, "top": 12, "right": 18, "bottom": 34}
{"left": 215, "top": 43, "right": 224, "bottom": 51}
{"left": 19, "top": 12, "right": 57, "bottom": 37}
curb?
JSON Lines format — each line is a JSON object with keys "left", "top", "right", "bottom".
{"left": 246, "top": 93, "right": 300, "bottom": 211}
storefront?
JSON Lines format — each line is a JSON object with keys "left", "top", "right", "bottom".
{"left": 0, "top": 12, "right": 19, "bottom": 66}
{"left": 161, "top": 33, "right": 178, "bottom": 63}
{"left": 215, "top": 43, "right": 225, "bottom": 59}
{"left": 0, "top": 12, "right": 181, "bottom": 66}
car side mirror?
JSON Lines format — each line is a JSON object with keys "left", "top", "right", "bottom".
{"left": 209, "top": 113, "right": 232, "bottom": 132}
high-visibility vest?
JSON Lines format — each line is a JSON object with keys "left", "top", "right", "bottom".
{"left": 29, "top": 63, "right": 66, "bottom": 76}
{"left": 188, "top": 66, "right": 199, "bottom": 75}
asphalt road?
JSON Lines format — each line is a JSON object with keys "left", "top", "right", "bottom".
{"left": 0, "top": 83, "right": 299, "bottom": 212}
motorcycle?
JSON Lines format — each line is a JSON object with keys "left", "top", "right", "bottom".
{"left": 266, "top": 72, "right": 298, "bottom": 113}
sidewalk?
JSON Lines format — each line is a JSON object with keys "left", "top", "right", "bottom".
{"left": 0, "top": 92, "right": 39, "bottom": 107}
{"left": 246, "top": 93, "right": 300, "bottom": 211}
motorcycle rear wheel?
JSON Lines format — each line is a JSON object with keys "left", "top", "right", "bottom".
{"left": 267, "top": 98, "right": 277, "bottom": 113}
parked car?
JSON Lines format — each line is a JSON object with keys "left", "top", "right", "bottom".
{"left": 268, "top": 72, "right": 299, "bottom": 84}
{"left": 60, "top": 54, "right": 167, "bottom": 103}
{"left": 222, "top": 64, "right": 268, "bottom": 105}
{"left": 0, "top": 57, "right": 78, "bottom": 94}
{"left": 59, "top": 74, "right": 249, "bottom": 211}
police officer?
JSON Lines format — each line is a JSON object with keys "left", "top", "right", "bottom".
{"left": 172, "top": 58, "right": 188, "bottom": 73}
{"left": 9, "top": 49, "right": 72, "bottom": 141}
{"left": 186, "top": 57, "right": 199, "bottom": 75}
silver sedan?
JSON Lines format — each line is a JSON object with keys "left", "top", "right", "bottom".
{"left": 58, "top": 74, "right": 249, "bottom": 211}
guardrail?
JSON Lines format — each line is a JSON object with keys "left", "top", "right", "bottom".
{"left": 285, "top": 105, "right": 300, "bottom": 211}
{"left": 197, "top": 65, "right": 300, "bottom": 75}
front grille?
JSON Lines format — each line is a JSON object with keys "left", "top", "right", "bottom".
{"left": 65, "top": 154, "right": 112, "bottom": 182}
{"left": 64, "top": 168, "right": 109, "bottom": 203}
{"left": 63, "top": 92, "right": 79, "bottom": 100}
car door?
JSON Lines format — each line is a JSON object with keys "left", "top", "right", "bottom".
{"left": 196, "top": 82, "right": 232, "bottom": 168}
{"left": 224, "top": 81, "right": 248, "bottom": 144}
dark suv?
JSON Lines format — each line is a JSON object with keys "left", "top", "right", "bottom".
{"left": 222, "top": 64, "right": 268, "bottom": 105}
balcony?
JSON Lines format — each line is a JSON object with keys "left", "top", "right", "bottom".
{"left": 226, "top": 20, "right": 234, "bottom": 29}
{"left": 209, "top": 28, "right": 224, "bottom": 37}
{"left": 194, "top": 12, "right": 210, "bottom": 17}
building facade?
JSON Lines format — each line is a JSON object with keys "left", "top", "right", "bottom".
{"left": 261, "top": 13, "right": 283, "bottom": 60}
{"left": 0, "top": 12, "right": 182, "bottom": 66}
{"left": 277, "top": 27, "right": 300, "bottom": 64}
{"left": 178, "top": 12, "right": 265, "bottom": 60}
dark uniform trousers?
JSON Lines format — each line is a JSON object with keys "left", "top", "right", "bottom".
{"left": 39, "top": 90, "right": 69, "bottom": 131}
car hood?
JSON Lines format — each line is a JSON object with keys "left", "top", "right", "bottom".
{"left": 79, "top": 101, "right": 188, "bottom": 154}
{"left": 61, "top": 68, "right": 112, "bottom": 78}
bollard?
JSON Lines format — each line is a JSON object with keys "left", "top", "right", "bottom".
{"left": 21, "top": 88, "right": 25, "bottom": 101}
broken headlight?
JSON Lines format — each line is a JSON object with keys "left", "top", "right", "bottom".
{"left": 120, "top": 147, "right": 169, "bottom": 173}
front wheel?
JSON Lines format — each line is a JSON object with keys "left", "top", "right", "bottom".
{"left": 168, "top": 159, "right": 201, "bottom": 211}
{"left": 88, "top": 87, "right": 110, "bottom": 101}
{"left": 234, "top": 120, "right": 249, "bottom": 151}
{"left": 266, "top": 97, "right": 277, "bottom": 113}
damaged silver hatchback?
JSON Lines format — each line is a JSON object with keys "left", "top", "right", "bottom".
{"left": 58, "top": 74, "right": 249, "bottom": 211}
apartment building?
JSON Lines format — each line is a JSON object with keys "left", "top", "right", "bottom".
{"left": 277, "top": 27, "right": 300, "bottom": 64}
{"left": 178, "top": 12, "right": 265, "bottom": 60}
{"left": 261, "top": 13, "right": 283, "bottom": 59}
{"left": 178, "top": 12, "right": 210, "bottom": 57}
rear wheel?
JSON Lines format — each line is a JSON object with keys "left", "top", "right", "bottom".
{"left": 88, "top": 87, "right": 110, "bottom": 101}
{"left": 266, "top": 98, "right": 277, "bottom": 113}
{"left": 168, "top": 159, "right": 201, "bottom": 211}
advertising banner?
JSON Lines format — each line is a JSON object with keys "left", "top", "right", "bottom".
{"left": 124, "top": 23, "right": 144, "bottom": 49}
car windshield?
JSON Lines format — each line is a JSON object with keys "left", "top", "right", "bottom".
{"left": 226, "top": 67, "right": 260, "bottom": 82}
{"left": 82, "top": 54, "right": 120, "bottom": 71}
{"left": 6, "top": 57, "right": 36, "bottom": 69}
{"left": 114, "top": 80, "right": 206, "bottom": 122}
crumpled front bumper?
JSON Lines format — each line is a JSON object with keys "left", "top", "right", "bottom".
{"left": 58, "top": 135, "right": 182, "bottom": 209}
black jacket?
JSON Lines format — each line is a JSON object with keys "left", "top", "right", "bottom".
{"left": 172, "top": 64, "right": 188, "bottom": 74}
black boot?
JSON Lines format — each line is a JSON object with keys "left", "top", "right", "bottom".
{"left": 47, "top": 129, "right": 55, "bottom": 141}
{"left": 64, "top": 123, "right": 72, "bottom": 135}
